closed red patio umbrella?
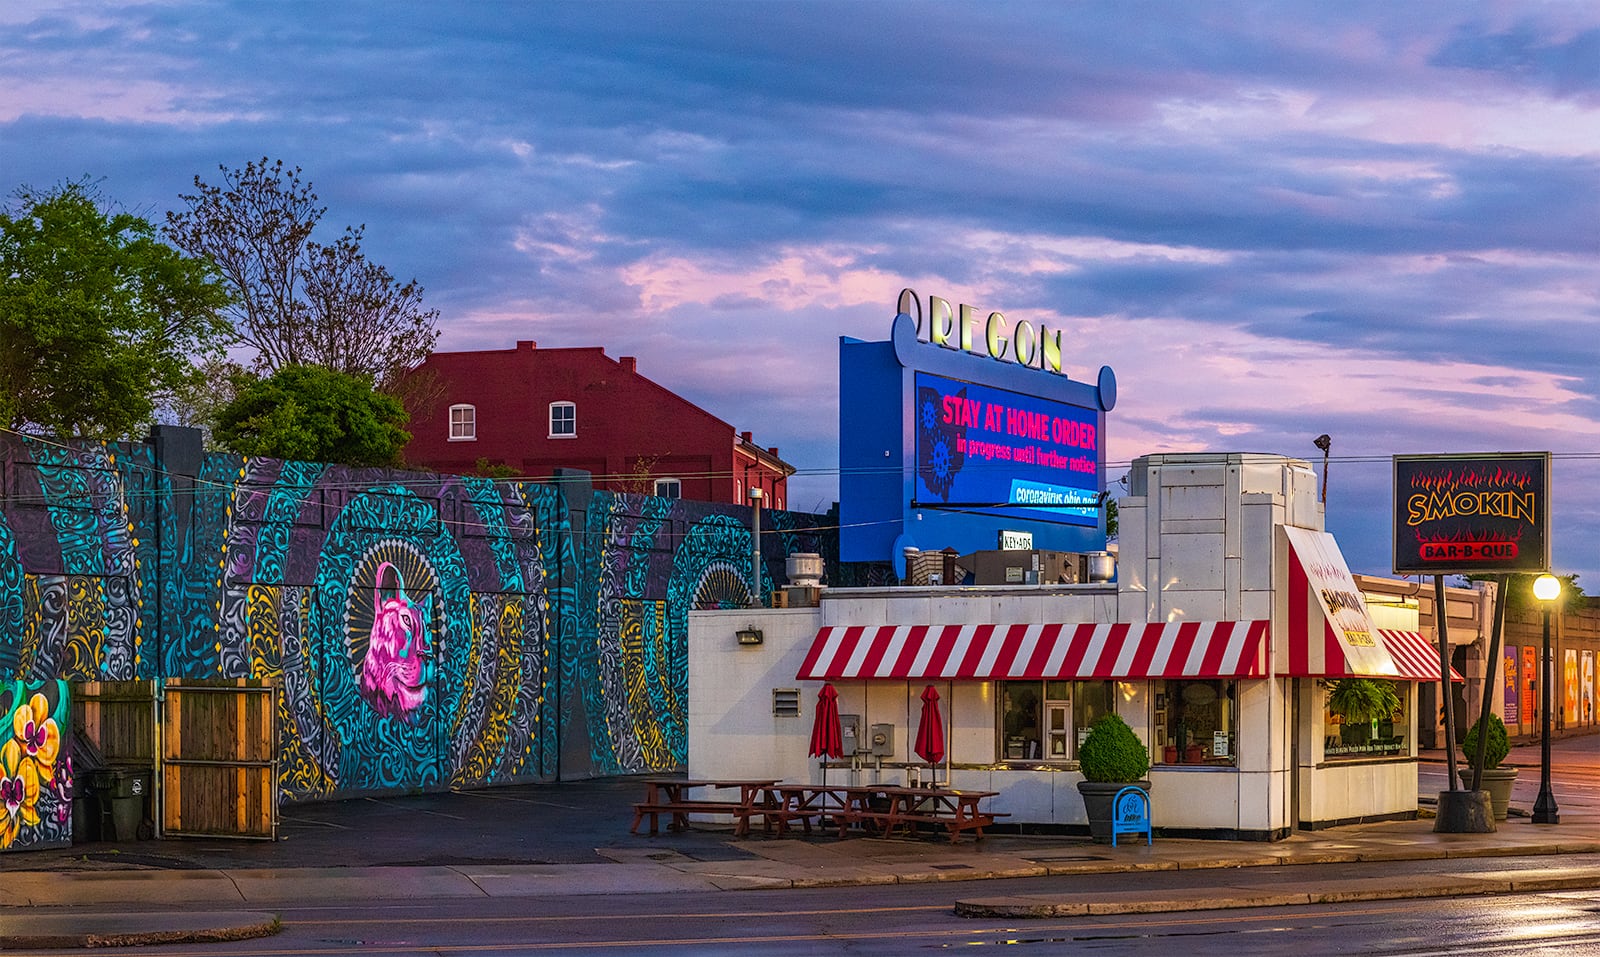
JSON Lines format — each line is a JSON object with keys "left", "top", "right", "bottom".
{"left": 809, "top": 683, "right": 843, "bottom": 758}
{"left": 914, "top": 684, "right": 945, "bottom": 767}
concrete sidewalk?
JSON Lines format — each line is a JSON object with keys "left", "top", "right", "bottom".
{"left": 5, "top": 749, "right": 1600, "bottom": 948}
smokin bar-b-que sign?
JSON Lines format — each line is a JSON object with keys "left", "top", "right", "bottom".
{"left": 1392, "top": 452, "right": 1551, "bottom": 575}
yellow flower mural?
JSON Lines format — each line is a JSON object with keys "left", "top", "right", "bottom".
{"left": 0, "top": 738, "right": 41, "bottom": 849}
{"left": 0, "top": 681, "right": 70, "bottom": 851}
{"left": 13, "top": 692, "right": 59, "bottom": 785}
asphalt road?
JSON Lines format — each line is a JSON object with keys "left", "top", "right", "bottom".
{"left": 14, "top": 854, "right": 1600, "bottom": 956}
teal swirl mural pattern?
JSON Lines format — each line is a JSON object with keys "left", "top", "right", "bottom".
{"left": 0, "top": 432, "right": 824, "bottom": 822}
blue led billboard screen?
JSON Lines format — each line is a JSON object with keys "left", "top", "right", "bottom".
{"left": 914, "top": 371, "right": 1100, "bottom": 526}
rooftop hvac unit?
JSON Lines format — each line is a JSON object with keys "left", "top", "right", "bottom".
{"left": 1084, "top": 551, "right": 1115, "bottom": 582}
{"left": 786, "top": 552, "right": 824, "bottom": 587}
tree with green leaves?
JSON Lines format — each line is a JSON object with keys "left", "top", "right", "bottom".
{"left": 212, "top": 364, "right": 411, "bottom": 467}
{"left": 0, "top": 179, "right": 230, "bottom": 439}
{"left": 165, "top": 158, "right": 440, "bottom": 395}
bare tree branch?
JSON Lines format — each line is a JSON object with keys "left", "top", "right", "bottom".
{"left": 165, "top": 158, "right": 438, "bottom": 387}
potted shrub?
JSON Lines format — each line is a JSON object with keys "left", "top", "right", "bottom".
{"left": 1076, "top": 713, "right": 1151, "bottom": 844}
{"left": 1459, "top": 714, "right": 1517, "bottom": 821}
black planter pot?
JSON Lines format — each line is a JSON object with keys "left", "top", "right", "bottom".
{"left": 1077, "top": 780, "right": 1150, "bottom": 844}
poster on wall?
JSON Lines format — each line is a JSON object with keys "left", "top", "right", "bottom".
{"left": 1585, "top": 651, "right": 1595, "bottom": 726}
{"left": 1504, "top": 646, "right": 1519, "bottom": 725}
{"left": 1564, "top": 649, "right": 1579, "bottom": 725}
{"left": 1522, "top": 645, "right": 1537, "bottom": 724}
{"left": 913, "top": 371, "right": 1100, "bottom": 526}
{"left": 1392, "top": 452, "right": 1551, "bottom": 575}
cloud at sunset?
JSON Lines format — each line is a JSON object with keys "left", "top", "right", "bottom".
{"left": 4, "top": 1, "right": 1598, "bottom": 580}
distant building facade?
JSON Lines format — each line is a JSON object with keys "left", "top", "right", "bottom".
{"left": 403, "top": 340, "right": 794, "bottom": 507}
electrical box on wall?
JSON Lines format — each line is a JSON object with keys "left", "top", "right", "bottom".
{"left": 869, "top": 723, "right": 895, "bottom": 757}
{"left": 840, "top": 714, "right": 861, "bottom": 754}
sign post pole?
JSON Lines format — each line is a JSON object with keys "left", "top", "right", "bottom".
{"left": 1469, "top": 577, "right": 1508, "bottom": 792}
{"left": 1435, "top": 575, "right": 1459, "bottom": 791}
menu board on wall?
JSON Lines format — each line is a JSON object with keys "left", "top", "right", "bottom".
{"left": 1504, "top": 646, "right": 1519, "bottom": 724}
{"left": 1522, "top": 645, "right": 1537, "bottom": 723}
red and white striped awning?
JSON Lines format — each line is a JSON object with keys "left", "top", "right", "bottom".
{"left": 1377, "top": 629, "right": 1464, "bottom": 683}
{"left": 797, "top": 620, "right": 1270, "bottom": 682}
{"left": 1279, "top": 527, "right": 1463, "bottom": 682}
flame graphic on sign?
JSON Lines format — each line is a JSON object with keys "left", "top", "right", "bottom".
{"left": 1414, "top": 527, "right": 1524, "bottom": 545}
{"left": 1408, "top": 466, "right": 1534, "bottom": 493}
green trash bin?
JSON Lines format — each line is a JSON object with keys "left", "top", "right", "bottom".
{"left": 87, "top": 767, "right": 150, "bottom": 841}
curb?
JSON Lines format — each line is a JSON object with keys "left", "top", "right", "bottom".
{"left": 0, "top": 911, "right": 281, "bottom": 949}
{"left": 955, "top": 868, "right": 1600, "bottom": 919}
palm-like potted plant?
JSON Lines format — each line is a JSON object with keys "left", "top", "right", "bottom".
{"left": 1325, "top": 679, "right": 1401, "bottom": 748}
{"left": 1460, "top": 714, "right": 1516, "bottom": 821}
{"left": 1076, "top": 713, "right": 1151, "bottom": 843}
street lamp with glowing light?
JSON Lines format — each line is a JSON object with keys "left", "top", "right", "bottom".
{"left": 1532, "top": 573, "right": 1561, "bottom": 824}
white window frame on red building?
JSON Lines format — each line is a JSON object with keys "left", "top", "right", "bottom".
{"left": 448, "top": 404, "right": 476, "bottom": 441}
{"left": 548, "top": 401, "right": 576, "bottom": 438}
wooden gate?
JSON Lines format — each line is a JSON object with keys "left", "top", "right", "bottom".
{"left": 76, "top": 681, "right": 157, "bottom": 768}
{"left": 160, "top": 679, "right": 277, "bottom": 840}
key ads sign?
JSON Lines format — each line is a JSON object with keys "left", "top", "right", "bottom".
{"left": 1393, "top": 452, "right": 1551, "bottom": 575}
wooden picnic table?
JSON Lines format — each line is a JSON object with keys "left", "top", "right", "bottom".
{"left": 630, "top": 778, "right": 778, "bottom": 836}
{"left": 756, "top": 783, "right": 1005, "bottom": 843}
{"left": 877, "top": 785, "right": 1003, "bottom": 843}
{"left": 755, "top": 783, "right": 872, "bottom": 838}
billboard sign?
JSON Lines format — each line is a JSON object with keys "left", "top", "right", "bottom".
{"left": 838, "top": 289, "right": 1115, "bottom": 565}
{"left": 914, "top": 371, "right": 1099, "bottom": 526}
{"left": 1392, "top": 452, "right": 1551, "bottom": 575}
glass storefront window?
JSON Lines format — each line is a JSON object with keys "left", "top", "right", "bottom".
{"left": 1073, "top": 681, "right": 1114, "bottom": 753}
{"left": 1323, "top": 679, "right": 1408, "bottom": 759}
{"left": 1154, "top": 679, "right": 1236, "bottom": 766}
{"left": 999, "top": 681, "right": 1114, "bottom": 762}
{"left": 1000, "top": 684, "right": 1042, "bottom": 760}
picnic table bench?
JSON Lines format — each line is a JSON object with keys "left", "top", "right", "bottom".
{"left": 756, "top": 783, "right": 1006, "bottom": 843}
{"left": 630, "top": 778, "right": 777, "bottom": 836}
{"left": 876, "top": 786, "right": 1005, "bottom": 843}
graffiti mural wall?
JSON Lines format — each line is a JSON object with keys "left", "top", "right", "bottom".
{"left": 0, "top": 429, "right": 826, "bottom": 812}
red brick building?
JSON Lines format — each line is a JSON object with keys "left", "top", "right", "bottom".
{"left": 402, "top": 340, "right": 794, "bottom": 507}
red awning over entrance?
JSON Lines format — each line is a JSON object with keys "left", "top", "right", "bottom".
{"left": 1279, "top": 525, "right": 1463, "bottom": 682}
{"left": 796, "top": 620, "right": 1269, "bottom": 682}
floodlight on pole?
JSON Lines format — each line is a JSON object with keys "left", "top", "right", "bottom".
{"left": 1313, "top": 434, "right": 1331, "bottom": 504}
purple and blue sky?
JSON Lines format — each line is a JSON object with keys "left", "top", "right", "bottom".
{"left": 4, "top": 2, "right": 1598, "bottom": 586}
